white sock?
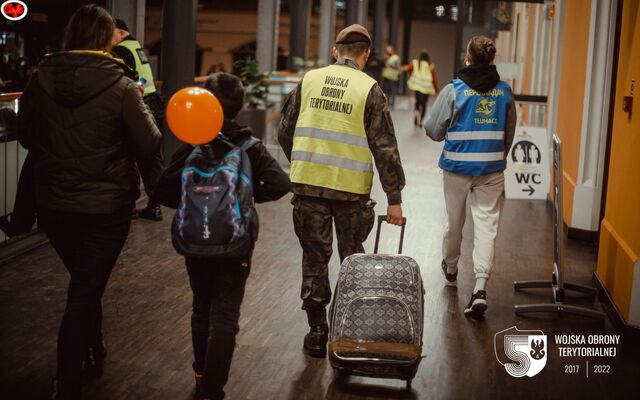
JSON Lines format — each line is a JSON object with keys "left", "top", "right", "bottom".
{"left": 474, "top": 278, "right": 487, "bottom": 293}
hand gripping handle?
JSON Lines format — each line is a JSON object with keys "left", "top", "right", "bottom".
{"left": 373, "top": 215, "right": 407, "bottom": 254}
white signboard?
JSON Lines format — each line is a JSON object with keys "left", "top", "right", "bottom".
{"left": 505, "top": 126, "right": 550, "bottom": 200}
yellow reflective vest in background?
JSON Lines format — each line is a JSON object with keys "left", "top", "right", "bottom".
{"left": 407, "top": 60, "right": 435, "bottom": 95}
{"left": 116, "top": 39, "right": 157, "bottom": 96}
{"left": 290, "top": 64, "right": 377, "bottom": 195}
{"left": 382, "top": 54, "right": 400, "bottom": 81}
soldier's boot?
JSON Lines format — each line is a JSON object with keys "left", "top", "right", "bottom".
{"left": 304, "top": 324, "right": 329, "bottom": 358}
{"left": 304, "top": 309, "right": 328, "bottom": 357}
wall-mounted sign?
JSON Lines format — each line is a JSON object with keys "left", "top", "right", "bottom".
{"left": 1, "top": 1, "right": 28, "bottom": 21}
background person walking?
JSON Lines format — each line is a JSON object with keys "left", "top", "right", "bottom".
{"left": 382, "top": 45, "right": 400, "bottom": 108}
{"left": 406, "top": 50, "right": 439, "bottom": 126}
{"left": 279, "top": 24, "right": 405, "bottom": 358}
{"left": 424, "top": 36, "right": 516, "bottom": 319}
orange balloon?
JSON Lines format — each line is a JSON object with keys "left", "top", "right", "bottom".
{"left": 166, "top": 87, "right": 224, "bottom": 145}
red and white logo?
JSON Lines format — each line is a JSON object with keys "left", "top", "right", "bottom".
{"left": 1, "top": 1, "right": 28, "bottom": 21}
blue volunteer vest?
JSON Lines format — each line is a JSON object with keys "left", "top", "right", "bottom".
{"left": 439, "top": 78, "right": 512, "bottom": 176}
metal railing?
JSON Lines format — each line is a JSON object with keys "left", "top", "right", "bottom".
{"left": 513, "top": 134, "right": 604, "bottom": 320}
{"left": 514, "top": 95, "right": 548, "bottom": 128}
{"left": 0, "top": 92, "right": 28, "bottom": 244}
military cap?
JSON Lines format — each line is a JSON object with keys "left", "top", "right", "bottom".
{"left": 335, "top": 24, "right": 371, "bottom": 45}
{"left": 115, "top": 18, "right": 129, "bottom": 32}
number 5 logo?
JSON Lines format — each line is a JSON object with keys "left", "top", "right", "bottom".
{"left": 494, "top": 326, "right": 548, "bottom": 378}
{"left": 1, "top": 1, "right": 28, "bottom": 21}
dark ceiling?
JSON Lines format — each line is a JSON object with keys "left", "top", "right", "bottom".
{"left": 145, "top": 0, "right": 459, "bottom": 22}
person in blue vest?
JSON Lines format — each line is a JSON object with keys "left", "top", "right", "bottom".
{"left": 424, "top": 36, "right": 517, "bottom": 318}
{"left": 112, "top": 18, "right": 165, "bottom": 221}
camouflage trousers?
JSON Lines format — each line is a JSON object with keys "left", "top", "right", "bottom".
{"left": 292, "top": 195, "right": 376, "bottom": 326}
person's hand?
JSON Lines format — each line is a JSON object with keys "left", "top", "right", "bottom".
{"left": 386, "top": 204, "right": 403, "bottom": 226}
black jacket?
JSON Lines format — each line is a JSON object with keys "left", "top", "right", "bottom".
{"left": 154, "top": 120, "right": 290, "bottom": 208}
{"left": 16, "top": 51, "right": 162, "bottom": 214}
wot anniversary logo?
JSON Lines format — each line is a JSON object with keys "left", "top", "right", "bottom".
{"left": 495, "top": 326, "right": 621, "bottom": 378}
{"left": 494, "top": 326, "right": 547, "bottom": 378}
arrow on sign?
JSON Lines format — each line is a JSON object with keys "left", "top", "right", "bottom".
{"left": 522, "top": 185, "right": 535, "bottom": 196}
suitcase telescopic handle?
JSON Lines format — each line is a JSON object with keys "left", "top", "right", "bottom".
{"left": 374, "top": 215, "right": 407, "bottom": 254}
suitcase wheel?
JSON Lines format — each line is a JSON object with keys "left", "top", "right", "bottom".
{"left": 405, "top": 379, "right": 412, "bottom": 391}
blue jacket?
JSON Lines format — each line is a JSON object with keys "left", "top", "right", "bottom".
{"left": 425, "top": 67, "right": 517, "bottom": 176}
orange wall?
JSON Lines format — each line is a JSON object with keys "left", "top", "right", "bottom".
{"left": 555, "top": 0, "right": 592, "bottom": 225}
{"left": 597, "top": 0, "right": 640, "bottom": 321}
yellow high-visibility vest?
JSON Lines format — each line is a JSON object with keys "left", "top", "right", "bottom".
{"left": 382, "top": 54, "right": 400, "bottom": 81}
{"left": 290, "top": 64, "right": 377, "bottom": 195}
{"left": 407, "top": 60, "right": 435, "bottom": 95}
{"left": 116, "top": 39, "right": 157, "bottom": 96}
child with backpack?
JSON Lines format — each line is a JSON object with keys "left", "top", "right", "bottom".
{"left": 154, "top": 73, "right": 290, "bottom": 400}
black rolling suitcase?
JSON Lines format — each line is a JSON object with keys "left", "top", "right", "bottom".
{"left": 328, "top": 216, "right": 424, "bottom": 389}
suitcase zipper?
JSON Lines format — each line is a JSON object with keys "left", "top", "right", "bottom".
{"left": 342, "top": 255, "right": 416, "bottom": 287}
{"left": 335, "top": 295, "right": 418, "bottom": 345}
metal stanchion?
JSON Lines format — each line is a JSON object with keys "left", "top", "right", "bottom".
{"left": 513, "top": 134, "right": 605, "bottom": 320}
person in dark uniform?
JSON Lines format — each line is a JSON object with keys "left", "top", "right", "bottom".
{"left": 112, "top": 18, "right": 165, "bottom": 221}
{"left": 279, "top": 24, "right": 406, "bottom": 358}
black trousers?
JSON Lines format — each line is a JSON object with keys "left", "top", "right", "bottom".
{"left": 141, "top": 93, "right": 165, "bottom": 203}
{"left": 39, "top": 209, "right": 131, "bottom": 396}
{"left": 186, "top": 257, "right": 251, "bottom": 400}
{"left": 414, "top": 91, "right": 431, "bottom": 122}
{"left": 382, "top": 78, "right": 398, "bottom": 107}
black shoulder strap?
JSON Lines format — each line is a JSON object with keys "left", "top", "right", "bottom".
{"left": 240, "top": 136, "right": 261, "bottom": 152}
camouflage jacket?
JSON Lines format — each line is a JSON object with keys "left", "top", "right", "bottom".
{"left": 278, "top": 58, "right": 405, "bottom": 205}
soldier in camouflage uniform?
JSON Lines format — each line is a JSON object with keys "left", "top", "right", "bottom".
{"left": 279, "top": 24, "right": 405, "bottom": 357}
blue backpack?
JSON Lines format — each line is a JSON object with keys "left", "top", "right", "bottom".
{"left": 171, "top": 136, "right": 259, "bottom": 258}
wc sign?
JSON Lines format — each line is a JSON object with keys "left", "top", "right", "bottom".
{"left": 505, "top": 126, "right": 550, "bottom": 200}
{"left": 1, "top": 1, "right": 28, "bottom": 21}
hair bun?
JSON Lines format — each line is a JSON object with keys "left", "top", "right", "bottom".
{"left": 485, "top": 43, "right": 496, "bottom": 56}
{"left": 468, "top": 36, "right": 497, "bottom": 64}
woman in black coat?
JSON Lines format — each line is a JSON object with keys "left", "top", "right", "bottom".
{"left": 16, "top": 5, "right": 162, "bottom": 399}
